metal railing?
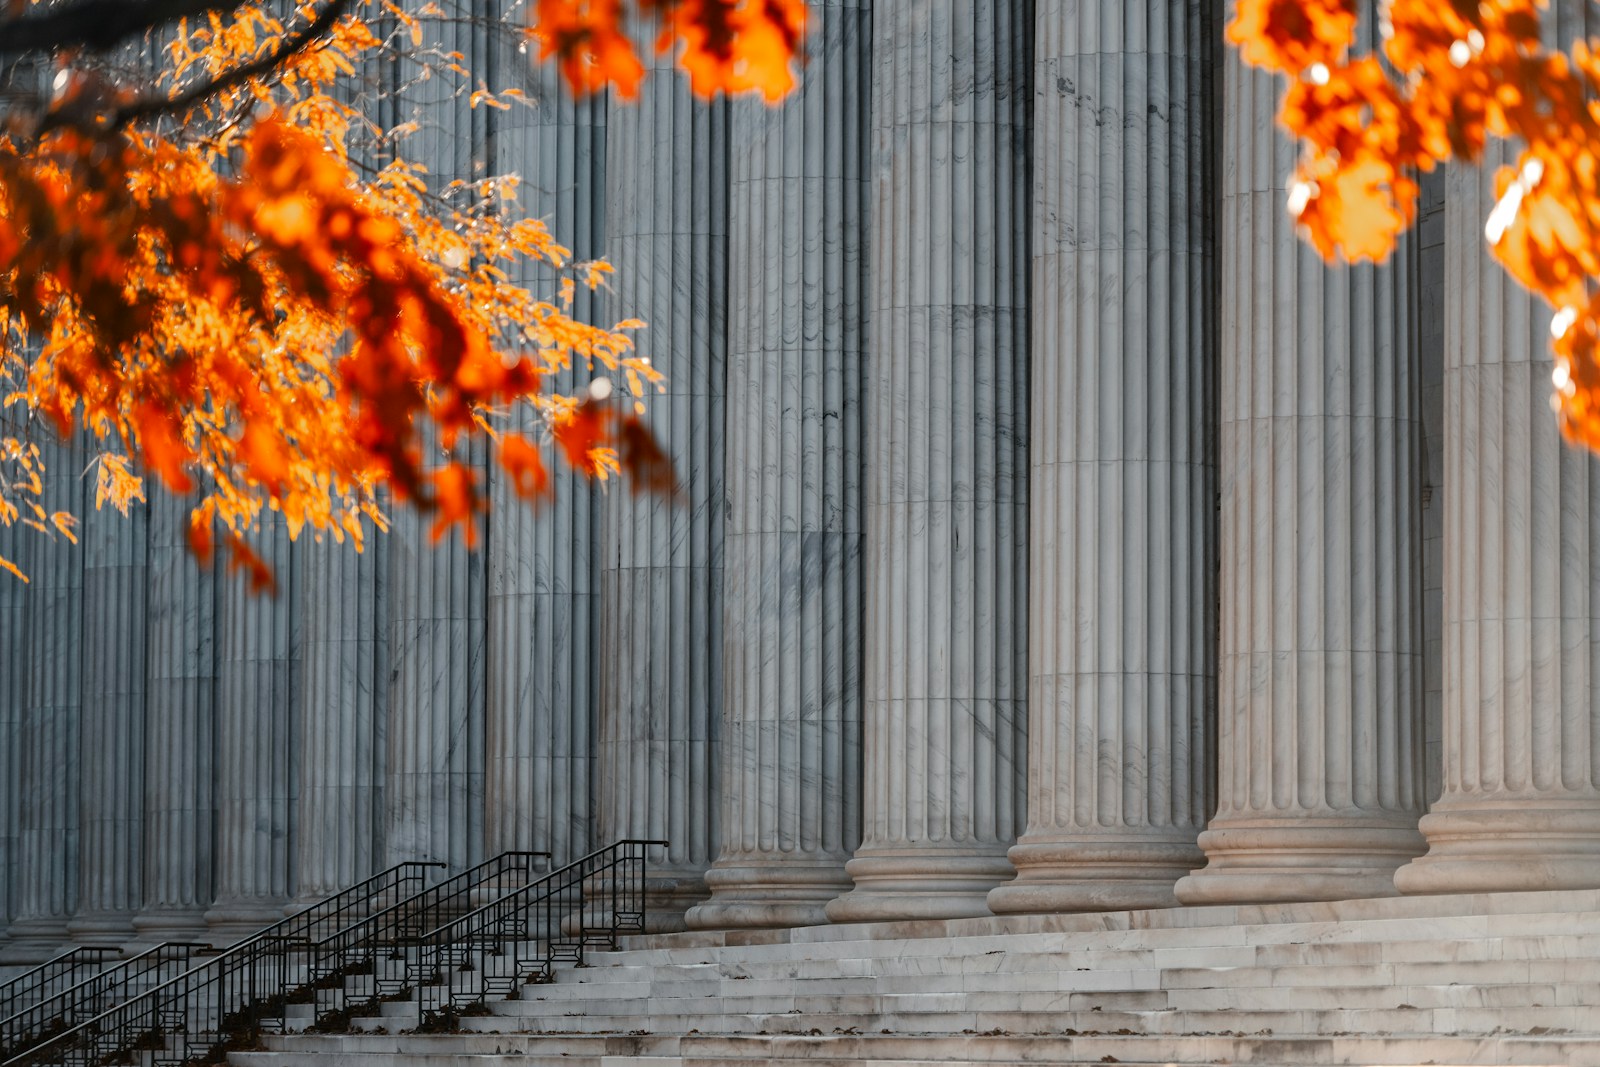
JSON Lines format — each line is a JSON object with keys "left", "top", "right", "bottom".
{"left": 411, "top": 840, "right": 665, "bottom": 1022}
{"left": 3, "top": 861, "right": 441, "bottom": 1067}
{"left": 0, "top": 943, "right": 208, "bottom": 1061}
{"left": 301, "top": 851, "right": 550, "bottom": 1024}
{"left": 0, "top": 949, "right": 120, "bottom": 1026}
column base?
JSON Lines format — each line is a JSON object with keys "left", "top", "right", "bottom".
{"left": 987, "top": 835, "right": 1202, "bottom": 914}
{"left": 67, "top": 910, "right": 138, "bottom": 945}
{"left": 0, "top": 917, "right": 74, "bottom": 964}
{"left": 1173, "top": 818, "right": 1424, "bottom": 906}
{"left": 204, "top": 897, "right": 289, "bottom": 947}
{"left": 133, "top": 907, "right": 213, "bottom": 945}
{"left": 684, "top": 856, "right": 853, "bottom": 930}
{"left": 825, "top": 848, "right": 1014, "bottom": 924}
{"left": 1395, "top": 799, "right": 1600, "bottom": 895}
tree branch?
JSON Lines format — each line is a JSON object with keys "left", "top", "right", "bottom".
{"left": 0, "top": 0, "right": 249, "bottom": 57}
{"left": 33, "top": 0, "right": 354, "bottom": 135}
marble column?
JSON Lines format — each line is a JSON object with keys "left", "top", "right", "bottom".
{"left": 1395, "top": 26, "right": 1600, "bottom": 892}
{"left": 293, "top": 538, "right": 384, "bottom": 904}
{"left": 135, "top": 493, "right": 217, "bottom": 942}
{"left": 989, "top": 0, "right": 1215, "bottom": 916}
{"left": 597, "top": 34, "right": 728, "bottom": 929}
{"left": 385, "top": 491, "right": 486, "bottom": 870}
{"left": 4, "top": 435, "right": 85, "bottom": 961}
{"left": 70, "top": 498, "right": 148, "bottom": 940}
{"left": 205, "top": 518, "right": 297, "bottom": 943}
{"left": 0, "top": 480, "right": 30, "bottom": 948}
{"left": 826, "top": 0, "right": 1032, "bottom": 924}
{"left": 485, "top": 48, "right": 605, "bottom": 870}
{"left": 380, "top": 13, "right": 489, "bottom": 875}
{"left": 684, "top": 0, "right": 869, "bottom": 931}
{"left": 1173, "top": 26, "right": 1426, "bottom": 905}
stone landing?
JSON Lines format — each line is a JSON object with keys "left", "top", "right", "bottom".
{"left": 233, "top": 888, "right": 1600, "bottom": 1066}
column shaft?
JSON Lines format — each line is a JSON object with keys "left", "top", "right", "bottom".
{"left": 598, "top": 39, "right": 729, "bottom": 930}
{"left": 1396, "top": 15, "right": 1600, "bottom": 888}
{"left": 136, "top": 493, "right": 217, "bottom": 942}
{"left": 827, "top": 0, "right": 1032, "bottom": 923}
{"left": 295, "top": 538, "right": 384, "bottom": 902}
{"left": 71, "top": 499, "right": 148, "bottom": 939}
{"left": 205, "top": 520, "right": 296, "bottom": 943}
{"left": 486, "top": 51, "right": 605, "bottom": 869}
{"left": 685, "top": 0, "right": 869, "bottom": 931}
{"left": 989, "top": 0, "right": 1215, "bottom": 915}
{"left": 1174, "top": 29, "right": 1425, "bottom": 905}
{"left": 386, "top": 499, "right": 486, "bottom": 869}
{"left": 381, "top": 14, "right": 490, "bottom": 874}
{"left": 5, "top": 436, "right": 85, "bottom": 960}
{"left": 0, "top": 475, "right": 29, "bottom": 948}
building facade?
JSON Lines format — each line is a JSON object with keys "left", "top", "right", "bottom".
{"left": 4, "top": 0, "right": 1599, "bottom": 963}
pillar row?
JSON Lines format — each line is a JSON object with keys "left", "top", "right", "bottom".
{"left": 826, "top": 0, "right": 1032, "bottom": 924}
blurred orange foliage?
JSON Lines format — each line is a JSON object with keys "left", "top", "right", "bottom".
{"left": 0, "top": 0, "right": 810, "bottom": 583}
{"left": 1232, "top": 0, "right": 1600, "bottom": 449}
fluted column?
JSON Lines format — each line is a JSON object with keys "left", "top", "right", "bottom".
{"left": 381, "top": 15, "right": 489, "bottom": 875}
{"left": 136, "top": 494, "right": 216, "bottom": 942}
{"left": 989, "top": 0, "right": 1215, "bottom": 916}
{"left": 826, "top": 0, "right": 1031, "bottom": 924}
{"left": 294, "top": 538, "right": 384, "bottom": 903}
{"left": 1396, "top": 29, "right": 1600, "bottom": 892}
{"left": 1173, "top": 24, "right": 1425, "bottom": 906}
{"left": 684, "top": 0, "right": 869, "bottom": 931}
{"left": 70, "top": 500, "right": 148, "bottom": 940}
{"left": 4, "top": 436, "right": 85, "bottom": 961}
{"left": 485, "top": 51, "right": 605, "bottom": 870}
{"left": 0, "top": 485, "right": 30, "bottom": 949}
{"left": 205, "top": 519, "right": 296, "bottom": 943}
{"left": 385, "top": 493, "right": 486, "bottom": 870}
{"left": 597, "top": 35, "right": 728, "bottom": 930}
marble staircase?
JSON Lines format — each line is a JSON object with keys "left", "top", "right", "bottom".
{"left": 230, "top": 887, "right": 1600, "bottom": 1066}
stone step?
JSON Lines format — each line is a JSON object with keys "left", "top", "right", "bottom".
{"left": 233, "top": 1030, "right": 1600, "bottom": 1066}
{"left": 435, "top": 1004, "right": 1594, "bottom": 1039}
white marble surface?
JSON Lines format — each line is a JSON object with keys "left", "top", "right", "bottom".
{"left": 989, "top": 0, "right": 1216, "bottom": 916}
{"left": 135, "top": 491, "right": 217, "bottom": 943}
{"left": 1174, "top": 30, "right": 1427, "bottom": 906}
{"left": 685, "top": 0, "right": 869, "bottom": 932}
{"left": 597, "top": 25, "right": 729, "bottom": 930}
{"left": 826, "top": 0, "right": 1032, "bottom": 924}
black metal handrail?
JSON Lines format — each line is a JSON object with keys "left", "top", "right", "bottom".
{"left": 0, "top": 942, "right": 208, "bottom": 1061}
{"left": 0, "top": 949, "right": 121, "bottom": 1025}
{"left": 2, "top": 861, "right": 441, "bottom": 1067}
{"left": 301, "top": 851, "right": 551, "bottom": 1022}
{"left": 411, "top": 839, "right": 665, "bottom": 1021}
